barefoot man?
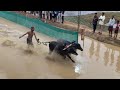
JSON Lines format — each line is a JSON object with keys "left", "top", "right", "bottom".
{"left": 19, "top": 27, "right": 39, "bottom": 48}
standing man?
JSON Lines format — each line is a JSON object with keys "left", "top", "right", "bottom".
{"left": 61, "top": 11, "right": 65, "bottom": 24}
{"left": 39, "top": 11, "right": 42, "bottom": 19}
{"left": 113, "top": 20, "right": 120, "bottom": 39}
{"left": 49, "top": 11, "right": 52, "bottom": 20}
{"left": 57, "top": 11, "right": 61, "bottom": 22}
{"left": 54, "top": 11, "right": 58, "bottom": 22}
{"left": 98, "top": 12, "right": 105, "bottom": 35}
{"left": 92, "top": 13, "right": 98, "bottom": 33}
{"left": 19, "top": 27, "right": 39, "bottom": 48}
{"left": 107, "top": 16, "right": 115, "bottom": 37}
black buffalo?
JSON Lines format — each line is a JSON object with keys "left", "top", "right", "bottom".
{"left": 48, "top": 39, "right": 83, "bottom": 63}
{"left": 57, "top": 39, "right": 83, "bottom": 51}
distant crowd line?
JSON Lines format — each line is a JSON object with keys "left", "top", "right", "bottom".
{"left": 20, "top": 11, "right": 65, "bottom": 24}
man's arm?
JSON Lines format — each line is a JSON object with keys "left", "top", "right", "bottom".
{"left": 19, "top": 32, "right": 28, "bottom": 38}
{"left": 34, "top": 33, "right": 39, "bottom": 43}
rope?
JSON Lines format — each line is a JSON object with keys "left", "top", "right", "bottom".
{"left": 38, "top": 41, "right": 50, "bottom": 46}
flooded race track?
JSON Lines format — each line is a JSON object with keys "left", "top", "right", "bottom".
{"left": 0, "top": 17, "right": 120, "bottom": 79}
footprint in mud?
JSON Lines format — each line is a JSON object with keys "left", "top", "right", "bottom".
{"left": 22, "top": 48, "right": 39, "bottom": 55}
{"left": 45, "top": 55, "right": 55, "bottom": 61}
{"left": 1, "top": 40, "right": 16, "bottom": 47}
{"left": 24, "top": 49, "right": 34, "bottom": 54}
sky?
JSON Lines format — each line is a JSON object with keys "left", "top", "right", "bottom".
{"left": 64, "top": 11, "right": 120, "bottom": 16}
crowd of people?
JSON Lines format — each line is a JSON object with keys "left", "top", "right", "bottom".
{"left": 92, "top": 12, "right": 120, "bottom": 39}
{"left": 22, "top": 11, "right": 65, "bottom": 24}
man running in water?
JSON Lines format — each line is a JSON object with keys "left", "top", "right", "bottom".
{"left": 19, "top": 27, "right": 39, "bottom": 47}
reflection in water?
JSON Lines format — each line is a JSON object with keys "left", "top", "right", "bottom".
{"left": 45, "top": 56, "right": 79, "bottom": 79}
{"left": 116, "top": 51, "right": 120, "bottom": 73}
{"left": 110, "top": 49, "right": 115, "bottom": 66}
{"left": 89, "top": 40, "right": 94, "bottom": 59}
{"left": 80, "top": 51, "right": 84, "bottom": 57}
{"left": 104, "top": 48, "right": 110, "bottom": 66}
{"left": 95, "top": 42, "right": 100, "bottom": 61}
{"left": 74, "top": 63, "right": 82, "bottom": 74}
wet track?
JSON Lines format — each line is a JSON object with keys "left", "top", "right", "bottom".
{"left": 0, "top": 17, "right": 120, "bottom": 79}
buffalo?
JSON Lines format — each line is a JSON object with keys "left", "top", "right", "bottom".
{"left": 48, "top": 39, "right": 83, "bottom": 63}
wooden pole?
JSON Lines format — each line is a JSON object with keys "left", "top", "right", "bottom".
{"left": 79, "top": 11, "right": 85, "bottom": 48}
{"left": 78, "top": 11, "right": 80, "bottom": 32}
{"left": 77, "top": 11, "right": 80, "bottom": 43}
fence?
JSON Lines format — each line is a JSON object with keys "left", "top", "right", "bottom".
{"left": 0, "top": 11, "right": 78, "bottom": 42}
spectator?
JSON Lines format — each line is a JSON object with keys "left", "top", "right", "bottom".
{"left": 44, "top": 11, "right": 47, "bottom": 23}
{"left": 30, "top": 11, "right": 34, "bottom": 15}
{"left": 52, "top": 11, "right": 55, "bottom": 22}
{"left": 107, "top": 16, "right": 115, "bottom": 37}
{"left": 92, "top": 13, "right": 98, "bottom": 33}
{"left": 48, "top": 11, "right": 50, "bottom": 20}
{"left": 42, "top": 11, "right": 47, "bottom": 23}
{"left": 39, "top": 11, "right": 42, "bottom": 19}
{"left": 54, "top": 11, "right": 58, "bottom": 22}
{"left": 98, "top": 12, "right": 105, "bottom": 35}
{"left": 62, "top": 11, "right": 65, "bottom": 23}
{"left": 42, "top": 11, "right": 45, "bottom": 19}
{"left": 113, "top": 20, "right": 120, "bottom": 39}
{"left": 46, "top": 11, "right": 49, "bottom": 20}
{"left": 57, "top": 11, "right": 61, "bottom": 22}
{"left": 49, "top": 11, "right": 52, "bottom": 20}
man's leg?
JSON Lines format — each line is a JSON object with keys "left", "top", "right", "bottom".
{"left": 62, "top": 16, "right": 64, "bottom": 24}
{"left": 27, "top": 38, "right": 34, "bottom": 49}
{"left": 94, "top": 24, "right": 97, "bottom": 33}
{"left": 93, "top": 24, "right": 95, "bottom": 33}
{"left": 114, "top": 32, "right": 117, "bottom": 39}
{"left": 101, "top": 25, "right": 103, "bottom": 34}
{"left": 114, "top": 33, "right": 115, "bottom": 39}
{"left": 116, "top": 33, "right": 118, "bottom": 39}
{"left": 111, "top": 30, "right": 113, "bottom": 37}
{"left": 108, "top": 27, "right": 110, "bottom": 36}
{"left": 99, "top": 25, "right": 101, "bottom": 34}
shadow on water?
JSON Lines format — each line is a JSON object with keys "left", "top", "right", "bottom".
{"left": 45, "top": 51, "right": 83, "bottom": 79}
{"left": 116, "top": 51, "right": 120, "bottom": 73}
{"left": 95, "top": 41, "right": 100, "bottom": 61}
{"left": 89, "top": 40, "right": 95, "bottom": 59}
{"left": 104, "top": 47, "right": 110, "bottom": 66}
{"left": 110, "top": 49, "right": 115, "bottom": 66}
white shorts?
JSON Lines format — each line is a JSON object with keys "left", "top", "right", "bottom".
{"left": 99, "top": 21, "right": 104, "bottom": 25}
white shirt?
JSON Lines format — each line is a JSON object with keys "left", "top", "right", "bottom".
{"left": 99, "top": 15, "right": 105, "bottom": 25}
{"left": 42, "top": 11, "right": 45, "bottom": 14}
{"left": 108, "top": 18, "right": 115, "bottom": 26}
{"left": 61, "top": 13, "right": 64, "bottom": 17}
{"left": 113, "top": 23, "right": 120, "bottom": 29}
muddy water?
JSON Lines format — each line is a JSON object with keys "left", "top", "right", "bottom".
{"left": 0, "top": 17, "right": 120, "bottom": 79}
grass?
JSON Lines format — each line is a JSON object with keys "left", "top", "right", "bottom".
{"left": 65, "top": 12, "right": 120, "bottom": 32}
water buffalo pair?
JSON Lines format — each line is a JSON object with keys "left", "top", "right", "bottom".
{"left": 48, "top": 39, "right": 83, "bottom": 63}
